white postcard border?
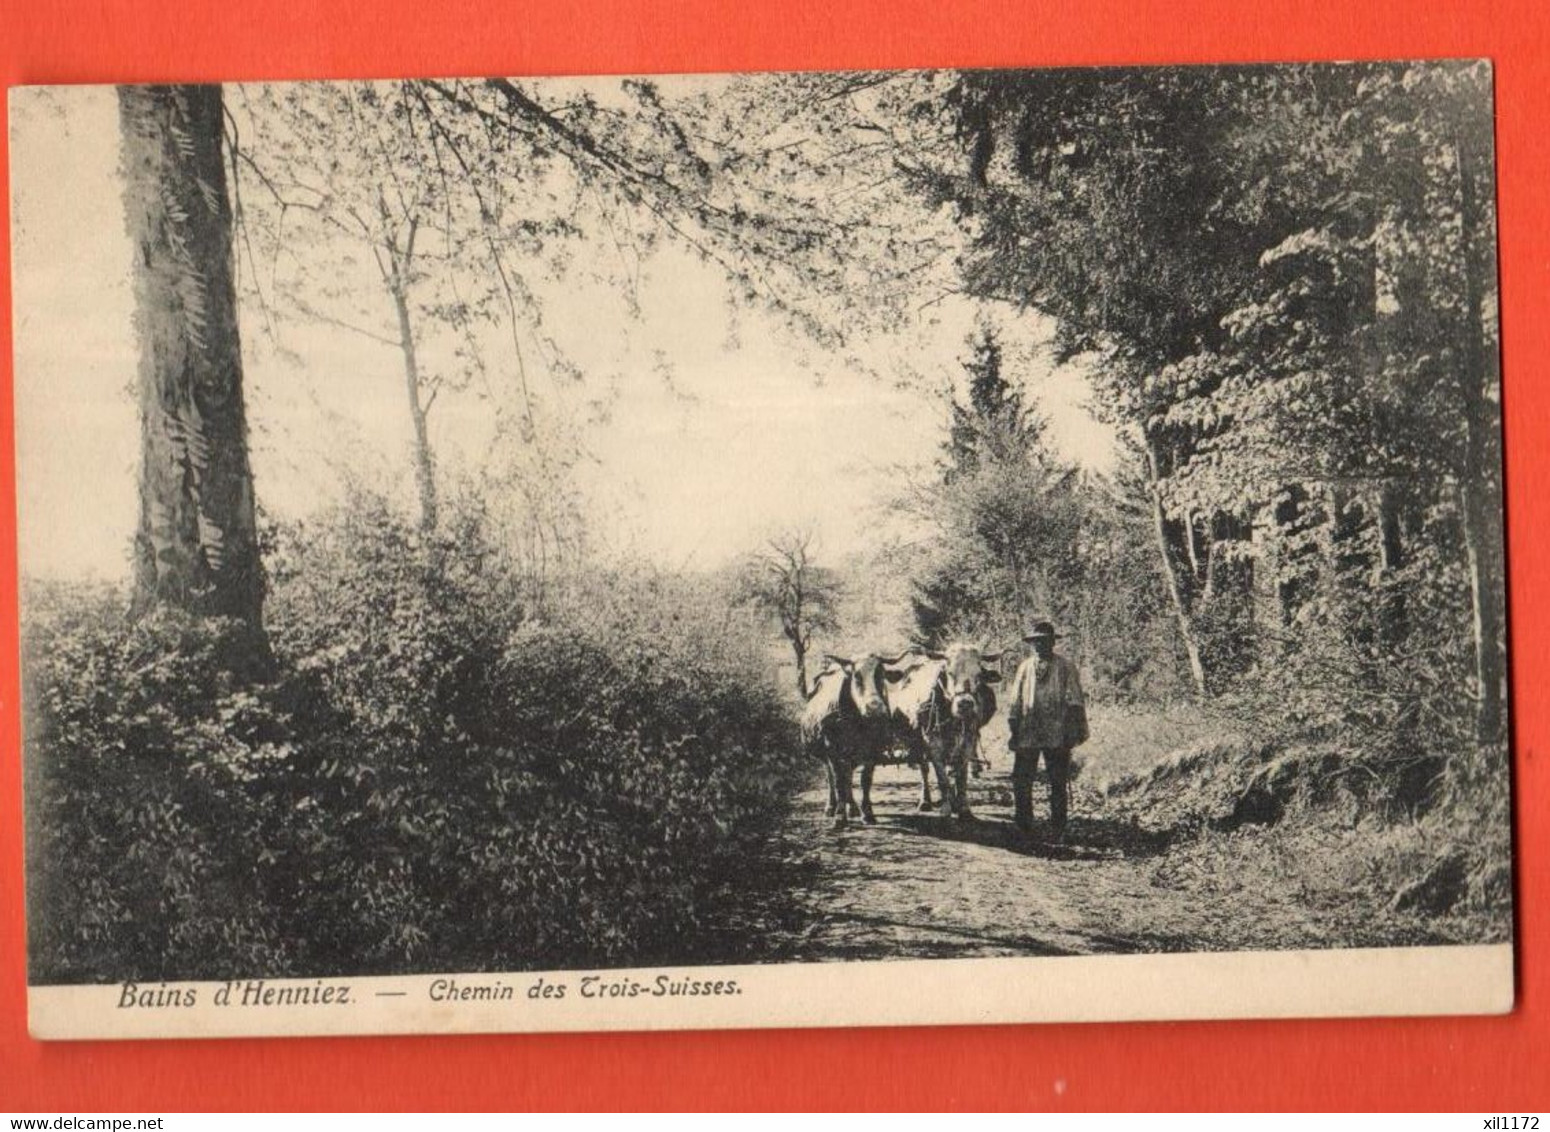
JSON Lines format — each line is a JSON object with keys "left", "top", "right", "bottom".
{"left": 28, "top": 943, "right": 1514, "bottom": 1041}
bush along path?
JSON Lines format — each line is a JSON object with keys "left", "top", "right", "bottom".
{"left": 21, "top": 512, "right": 809, "bottom": 986}
{"left": 739, "top": 734, "right": 1513, "bottom": 962}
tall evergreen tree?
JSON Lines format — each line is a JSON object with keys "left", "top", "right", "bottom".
{"left": 943, "top": 327, "right": 1047, "bottom": 483}
{"left": 912, "top": 328, "right": 1074, "bottom": 648}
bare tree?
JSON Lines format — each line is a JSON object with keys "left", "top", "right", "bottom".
{"left": 233, "top": 83, "right": 506, "bottom": 537}
{"left": 738, "top": 530, "right": 842, "bottom": 696}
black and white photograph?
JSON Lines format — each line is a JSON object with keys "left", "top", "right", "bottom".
{"left": 10, "top": 61, "right": 1513, "bottom": 1039}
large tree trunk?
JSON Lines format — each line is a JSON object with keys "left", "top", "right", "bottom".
{"left": 1454, "top": 132, "right": 1507, "bottom": 744}
{"left": 119, "top": 85, "right": 267, "bottom": 655}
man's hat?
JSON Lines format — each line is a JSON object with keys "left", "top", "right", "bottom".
{"left": 1023, "top": 620, "right": 1061, "bottom": 642}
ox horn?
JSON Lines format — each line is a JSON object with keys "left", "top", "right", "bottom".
{"left": 822, "top": 653, "right": 854, "bottom": 670}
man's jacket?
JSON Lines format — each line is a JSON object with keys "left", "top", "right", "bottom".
{"left": 1007, "top": 653, "right": 1089, "bottom": 751}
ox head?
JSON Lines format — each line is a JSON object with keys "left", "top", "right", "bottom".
{"left": 926, "top": 643, "right": 1002, "bottom": 724}
{"left": 822, "top": 653, "right": 893, "bottom": 724}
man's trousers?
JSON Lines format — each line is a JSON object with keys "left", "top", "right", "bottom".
{"left": 1012, "top": 747, "right": 1071, "bottom": 834}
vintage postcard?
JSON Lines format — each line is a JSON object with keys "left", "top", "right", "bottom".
{"left": 9, "top": 62, "right": 1513, "bottom": 1040}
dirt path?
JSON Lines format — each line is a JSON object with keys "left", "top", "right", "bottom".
{"left": 745, "top": 762, "right": 1229, "bottom": 961}
{"left": 708, "top": 705, "right": 1501, "bottom": 963}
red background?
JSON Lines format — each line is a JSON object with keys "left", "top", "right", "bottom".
{"left": 1, "top": 0, "right": 1545, "bottom": 1111}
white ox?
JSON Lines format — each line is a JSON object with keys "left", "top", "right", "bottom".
{"left": 801, "top": 653, "right": 896, "bottom": 827}
{"left": 855, "top": 643, "right": 1002, "bottom": 823}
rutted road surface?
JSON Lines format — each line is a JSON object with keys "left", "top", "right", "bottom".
{"left": 736, "top": 760, "right": 1343, "bottom": 960}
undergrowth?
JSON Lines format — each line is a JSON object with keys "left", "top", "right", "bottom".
{"left": 1086, "top": 694, "right": 1513, "bottom": 948}
{"left": 23, "top": 499, "right": 803, "bottom": 983}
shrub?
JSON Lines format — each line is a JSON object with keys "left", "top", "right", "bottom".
{"left": 23, "top": 499, "right": 803, "bottom": 983}
{"left": 22, "top": 585, "right": 300, "bottom": 980}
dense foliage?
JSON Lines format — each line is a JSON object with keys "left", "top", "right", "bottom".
{"left": 907, "top": 329, "right": 1186, "bottom": 700}
{"left": 904, "top": 61, "right": 1504, "bottom": 737}
{"left": 24, "top": 501, "right": 800, "bottom": 983}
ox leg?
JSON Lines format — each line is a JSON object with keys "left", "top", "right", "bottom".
{"left": 823, "top": 759, "right": 838, "bottom": 818}
{"left": 859, "top": 764, "right": 877, "bottom": 825}
{"left": 847, "top": 763, "right": 861, "bottom": 817}
{"left": 830, "top": 758, "right": 855, "bottom": 829}
{"left": 953, "top": 750, "right": 974, "bottom": 820}
{"left": 918, "top": 760, "right": 934, "bottom": 812}
{"left": 931, "top": 757, "right": 955, "bottom": 817}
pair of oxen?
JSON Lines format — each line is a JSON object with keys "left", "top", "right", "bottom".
{"left": 800, "top": 644, "right": 1001, "bottom": 827}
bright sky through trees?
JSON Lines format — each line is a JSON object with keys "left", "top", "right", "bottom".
{"left": 11, "top": 84, "right": 1117, "bottom": 582}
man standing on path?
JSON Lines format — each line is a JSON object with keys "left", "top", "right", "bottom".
{"left": 1006, "top": 620, "right": 1089, "bottom": 842}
